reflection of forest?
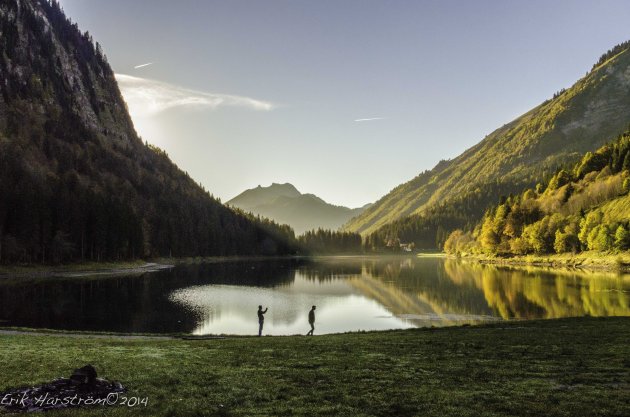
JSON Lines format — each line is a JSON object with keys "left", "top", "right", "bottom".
{"left": 297, "top": 260, "right": 363, "bottom": 282}
{"left": 319, "top": 257, "right": 630, "bottom": 321}
{"left": 0, "top": 260, "right": 301, "bottom": 333}
{"left": 346, "top": 258, "right": 496, "bottom": 324}
{"left": 3, "top": 257, "right": 628, "bottom": 333}
{"left": 443, "top": 260, "right": 630, "bottom": 319}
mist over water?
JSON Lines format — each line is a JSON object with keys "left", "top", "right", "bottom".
{"left": 0, "top": 257, "right": 628, "bottom": 335}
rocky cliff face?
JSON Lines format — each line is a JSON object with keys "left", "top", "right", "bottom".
{"left": 0, "top": 0, "right": 134, "bottom": 142}
{"left": 0, "top": 0, "right": 296, "bottom": 262}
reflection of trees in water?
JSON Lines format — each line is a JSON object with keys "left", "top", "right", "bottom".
{"left": 0, "top": 260, "right": 301, "bottom": 333}
{"left": 442, "top": 260, "right": 630, "bottom": 319}
{"left": 172, "top": 260, "right": 300, "bottom": 288}
{"left": 297, "top": 257, "right": 418, "bottom": 283}
{"left": 3, "top": 258, "right": 627, "bottom": 333}
{"left": 0, "top": 273, "right": 199, "bottom": 333}
{"left": 297, "top": 259, "right": 363, "bottom": 282}
{"left": 362, "top": 258, "right": 416, "bottom": 281}
{"left": 347, "top": 258, "right": 494, "bottom": 322}
{"left": 338, "top": 257, "right": 630, "bottom": 322}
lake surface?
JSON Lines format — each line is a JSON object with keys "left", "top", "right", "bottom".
{"left": 1, "top": 257, "right": 629, "bottom": 335}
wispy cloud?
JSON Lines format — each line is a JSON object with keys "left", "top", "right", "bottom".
{"left": 115, "top": 74, "right": 274, "bottom": 117}
{"left": 134, "top": 62, "right": 154, "bottom": 69}
{"left": 354, "top": 117, "right": 385, "bottom": 122}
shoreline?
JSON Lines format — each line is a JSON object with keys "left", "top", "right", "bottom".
{"left": 450, "top": 251, "right": 630, "bottom": 273}
{"left": 0, "top": 253, "right": 420, "bottom": 279}
{"left": 0, "top": 315, "right": 618, "bottom": 341}
{"left": 0, "top": 255, "right": 312, "bottom": 279}
{"left": 0, "top": 314, "right": 612, "bottom": 340}
{"left": 1, "top": 251, "right": 628, "bottom": 279}
{"left": 0, "top": 261, "right": 175, "bottom": 280}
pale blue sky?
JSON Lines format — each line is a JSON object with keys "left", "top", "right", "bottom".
{"left": 59, "top": 0, "right": 630, "bottom": 207}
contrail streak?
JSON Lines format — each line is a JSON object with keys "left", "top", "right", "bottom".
{"left": 354, "top": 117, "right": 385, "bottom": 122}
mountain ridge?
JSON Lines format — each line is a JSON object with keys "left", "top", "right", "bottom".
{"left": 347, "top": 43, "right": 630, "bottom": 246}
{"left": 0, "top": 0, "right": 296, "bottom": 263}
{"left": 228, "top": 183, "right": 370, "bottom": 235}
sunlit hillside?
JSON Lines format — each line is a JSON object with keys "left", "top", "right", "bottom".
{"left": 347, "top": 43, "right": 630, "bottom": 248}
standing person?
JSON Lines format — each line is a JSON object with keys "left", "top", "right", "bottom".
{"left": 307, "top": 305, "right": 316, "bottom": 336}
{"left": 257, "top": 305, "right": 268, "bottom": 336}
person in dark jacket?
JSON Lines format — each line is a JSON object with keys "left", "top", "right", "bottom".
{"left": 257, "top": 305, "right": 268, "bottom": 336}
{"left": 307, "top": 305, "right": 316, "bottom": 336}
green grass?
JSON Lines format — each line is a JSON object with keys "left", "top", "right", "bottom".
{"left": 1, "top": 317, "right": 629, "bottom": 416}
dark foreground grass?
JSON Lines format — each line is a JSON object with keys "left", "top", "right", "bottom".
{"left": 1, "top": 317, "right": 629, "bottom": 417}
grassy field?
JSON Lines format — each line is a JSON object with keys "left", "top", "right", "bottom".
{"left": 1, "top": 317, "right": 629, "bottom": 416}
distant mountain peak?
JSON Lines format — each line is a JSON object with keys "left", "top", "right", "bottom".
{"left": 229, "top": 183, "right": 302, "bottom": 209}
{"left": 269, "top": 182, "right": 301, "bottom": 194}
{"left": 227, "top": 183, "right": 369, "bottom": 234}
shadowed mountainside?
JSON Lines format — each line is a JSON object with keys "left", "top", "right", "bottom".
{"left": 0, "top": 0, "right": 296, "bottom": 263}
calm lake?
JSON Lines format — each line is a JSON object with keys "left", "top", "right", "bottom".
{"left": 1, "top": 256, "right": 629, "bottom": 335}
